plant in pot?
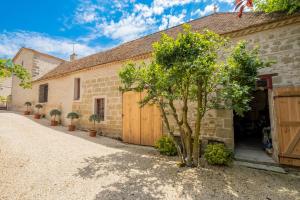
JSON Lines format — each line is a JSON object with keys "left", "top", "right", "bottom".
{"left": 66, "top": 112, "right": 79, "bottom": 131}
{"left": 88, "top": 114, "right": 100, "bottom": 137}
{"left": 34, "top": 104, "right": 43, "bottom": 119}
{"left": 49, "top": 109, "right": 61, "bottom": 126}
{"left": 24, "top": 102, "right": 32, "bottom": 115}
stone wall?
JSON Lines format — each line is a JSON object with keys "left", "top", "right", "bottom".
{"left": 72, "top": 74, "right": 123, "bottom": 138}
{"left": 28, "top": 20, "right": 299, "bottom": 154}
{"left": 11, "top": 49, "right": 63, "bottom": 112}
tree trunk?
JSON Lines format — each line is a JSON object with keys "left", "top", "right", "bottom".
{"left": 185, "top": 134, "right": 193, "bottom": 167}
{"left": 192, "top": 118, "right": 202, "bottom": 166}
{"left": 193, "top": 85, "right": 203, "bottom": 166}
{"left": 158, "top": 102, "right": 185, "bottom": 164}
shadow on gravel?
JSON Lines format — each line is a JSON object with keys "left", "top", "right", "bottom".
{"left": 74, "top": 150, "right": 300, "bottom": 200}
{"left": 74, "top": 151, "right": 230, "bottom": 200}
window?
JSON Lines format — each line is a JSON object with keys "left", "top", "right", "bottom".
{"left": 39, "top": 84, "right": 48, "bottom": 103}
{"left": 74, "top": 78, "right": 80, "bottom": 100}
{"left": 95, "top": 98, "right": 105, "bottom": 121}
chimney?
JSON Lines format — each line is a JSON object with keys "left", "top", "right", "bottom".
{"left": 70, "top": 43, "right": 77, "bottom": 61}
{"left": 213, "top": 4, "right": 217, "bottom": 14}
{"left": 70, "top": 53, "right": 77, "bottom": 61}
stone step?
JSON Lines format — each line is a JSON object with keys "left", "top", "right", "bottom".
{"left": 234, "top": 160, "right": 287, "bottom": 174}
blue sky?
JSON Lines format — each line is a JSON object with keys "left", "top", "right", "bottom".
{"left": 0, "top": 0, "right": 234, "bottom": 60}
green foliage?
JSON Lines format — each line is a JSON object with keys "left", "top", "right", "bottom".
{"left": 155, "top": 135, "right": 178, "bottom": 156}
{"left": 222, "top": 41, "right": 271, "bottom": 116}
{"left": 254, "top": 0, "right": 300, "bottom": 14}
{"left": 89, "top": 114, "right": 100, "bottom": 123}
{"left": 0, "top": 96, "right": 7, "bottom": 103}
{"left": 0, "top": 59, "right": 31, "bottom": 88}
{"left": 89, "top": 114, "right": 100, "bottom": 129}
{"left": 50, "top": 109, "right": 61, "bottom": 121}
{"left": 24, "top": 101, "right": 32, "bottom": 106}
{"left": 204, "top": 143, "right": 233, "bottom": 166}
{"left": 119, "top": 25, "right": 270, "bottom": 167}
{"left": 35, "top": 104, "right": 43, "bottom": 109}
{"left": 35, "top": 104, "right": 43, "bottom": 114}
{"left": 67, "top": 112, "right": 80, "bottom": 119}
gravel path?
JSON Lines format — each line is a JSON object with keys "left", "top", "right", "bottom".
{"left": 0, "top": 111, "right": 299, "bottom": 200}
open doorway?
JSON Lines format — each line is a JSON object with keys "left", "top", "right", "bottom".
{"left": 234, "top": 87, "right": 275, "bottom": 164}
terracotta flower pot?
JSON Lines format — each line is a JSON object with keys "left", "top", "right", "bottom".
{"left": 51, "top": 120, "right": 58, "bottom": 126}
{"left": 34, "top": 114, "right": 41, "bottom": 119}
{"left": 89, "top": 130, "right": 97, "bottom": 137}
{"left": 68, "top": 125, "right": 76, "bottom": 131}
{"left": 24, "top": 111, "right": 31, "bottom": 115}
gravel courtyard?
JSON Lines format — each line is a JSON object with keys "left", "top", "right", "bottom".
{"left": 0, "top": 111, "right": 299, "bottom": 200}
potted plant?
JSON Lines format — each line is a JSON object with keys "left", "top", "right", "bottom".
{"left": 66, "top": 112, "right": 79, "bottom": 131}
{"left": 34, "top": 104, "right": 43, "bottom": 119}
{"left": 24, "top": 102, "right": 32, "bottom": 115}
{"left": 49, "top": 109, "right": 61, "bottom": 126}
{"left": 89, "top": 114, "right": 100, "bottom": 137}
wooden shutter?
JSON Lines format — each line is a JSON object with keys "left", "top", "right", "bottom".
{"left": 44, "top": 84, "right": 48, "bottom": 102}
{"left": 95, "top": 98, "right": 105, "bottom": 121}
{"left": 39, "top": 84, "right": 48, "bottom": 103}
{"left": 39, "top": 85, "right": 44, "bottom": 103}
{"left": 74, "top": 78, "right": 80, "bottom": 100}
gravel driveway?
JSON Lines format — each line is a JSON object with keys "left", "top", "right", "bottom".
{"left": 0, "top": 111, "right": 299, "bottom": 200}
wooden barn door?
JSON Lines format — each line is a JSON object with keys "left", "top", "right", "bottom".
{"left": 274, "top": 87, "right": 300, "bottom": 166}
{"left": 122, "top": 91, "right": 163, "bottom": 146}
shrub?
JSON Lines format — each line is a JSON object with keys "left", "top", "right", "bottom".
{"left": 35, "top": 104, "right": 43, "bottom": 114}
{"left": 155, "top": 135, "right": 177, "bottom": 156}
{"left": 49, "top": 109, "right": 61, "bottom": 121}
{"left": 24, "top": 101, "right": 32, "bottom": 106}
{"left": 67, "top": 112, "right": 80, "bottom": 125}
{"left": 204, "top": 143, "right": 233, "bottom": 166}
{"left": 89, "top": 114, "right": 100, "bottom": 130}
{"left": 67, "top": 112, "right": 79, "bottom": 119}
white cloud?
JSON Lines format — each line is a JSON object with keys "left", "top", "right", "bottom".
{"left": 99, "top": 13, "right": 155, "bottom": 42}
{"left": 74, "top": 0, "right": 103, "bottom": 24}
{"left": 0, "top": 31, "right": 99, "bottom": 59}
{"left": 217, "top": 0, "right": 233, "bottom": 4}
{"left": 159, "top": 10, "right": 187, "bottom": 30}
{"left": 192, "top": 4, "right": 219, "bottom": 17}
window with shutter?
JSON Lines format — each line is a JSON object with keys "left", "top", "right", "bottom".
{"left": 74, "top": 78, "right": 80, "bottom": 100}
{"left": 39, "top": 84, "right": 48, "bottom": 103}
{"left": 95, "top": 98, "right": 105, "bottom": 121}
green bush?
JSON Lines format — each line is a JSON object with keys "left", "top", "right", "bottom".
{"left": 204, "top": 143, "right": 233, "bottom": 166}
{"left": 155, "top": 135, "right": 177, "bottom": 156}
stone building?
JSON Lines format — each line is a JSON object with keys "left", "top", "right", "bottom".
{"left": 11, "top": 12, "right": 300, "bottom": 166}
{"left": 11, "top": 47, "right": 65, "bottom": 111}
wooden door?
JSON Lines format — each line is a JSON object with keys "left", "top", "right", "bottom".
{"left": 140, "top": 92, "right": 163, "bottom": 146}
{"left": 274, "top": 87, "right": 300, "bottom": 166}
{"left": 123, "top": 91, "right": 162, "bottom": 146}
{"left": 122, "top": 91, "right": 141, "bottom": 145}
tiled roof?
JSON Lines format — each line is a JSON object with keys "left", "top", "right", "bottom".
{"left": 12, "top": 47, "right": 65, "bottom": 63}
{"left": 36, "top": 12, "right": 299, "bottom": 81}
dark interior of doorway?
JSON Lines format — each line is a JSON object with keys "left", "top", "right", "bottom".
{"left": 234, "top": 89, "right": 275, "bottom": 164}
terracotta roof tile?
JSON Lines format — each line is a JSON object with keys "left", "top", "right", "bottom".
{"left": 36, "top": 12, "right": 299, "bottom": 81}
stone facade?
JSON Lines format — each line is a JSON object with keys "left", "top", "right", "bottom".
{"left": 11, "top": 48, "right": 63, "bottom": 111}
{"left": 0, "top": 77, "right": 12, "bottom": 98}
{"left": 15, "top": 19, "right": 300, "bottom": 160}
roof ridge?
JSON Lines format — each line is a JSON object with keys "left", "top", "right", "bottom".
{"left": 35, "top": 11, "right": 298, "bottom": 82}
{"left": 12, "top": 47, "right": 65, "bottom": 62}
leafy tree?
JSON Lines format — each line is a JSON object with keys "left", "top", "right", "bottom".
{"left": 119, "top": 25, "right": 269, "bottom": 167}
{"left": 254, "top": 0, "right": 300, "bottom": 14}
{"left": 0, "top": 59, "right": 31, "bottom": 88}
